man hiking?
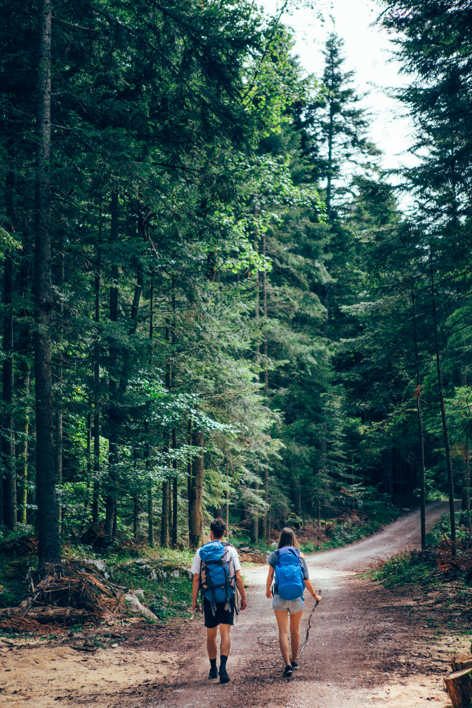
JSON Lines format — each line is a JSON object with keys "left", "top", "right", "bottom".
{"left": 191, "top": 518, "right": 247, "bottom": 683}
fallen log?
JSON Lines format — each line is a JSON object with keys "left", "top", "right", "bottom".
{"left": 0, "top": 606, "right": 90, "bottom": 624}
{"left": 444, "top": 666, "right": 472, "bottom": 708}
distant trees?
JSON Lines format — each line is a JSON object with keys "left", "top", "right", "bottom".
{"left": 0, "top": 1, "right": 470, "bottom": 557}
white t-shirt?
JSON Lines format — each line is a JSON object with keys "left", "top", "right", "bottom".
{"left": 191, "top": 541, "right": 241, "bottom": 575}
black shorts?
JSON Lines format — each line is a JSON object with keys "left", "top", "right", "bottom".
{"left": 203, "top": 597, "right": 234, "bottom": 628}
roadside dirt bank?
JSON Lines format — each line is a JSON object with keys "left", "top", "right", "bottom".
{"left": 0, "top": 501, "right": 467, "bottom": 708}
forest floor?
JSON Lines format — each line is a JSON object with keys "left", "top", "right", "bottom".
{"left": 0, "top": 500, "right": 469, "bottom": 708}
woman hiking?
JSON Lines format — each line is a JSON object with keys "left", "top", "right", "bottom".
{"left": 266, "top": 527, "right": 321, "bottom": 678}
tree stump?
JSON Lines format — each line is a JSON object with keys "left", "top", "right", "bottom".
{"left": 444, "top": 666, "right": 472, "bottom": 708}
{"left": 451, "top": 655, "right": 472, "bottom": 673}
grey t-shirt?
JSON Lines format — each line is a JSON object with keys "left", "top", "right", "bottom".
{"left": 267, "top": 549, "right": 309, "bottom": 580}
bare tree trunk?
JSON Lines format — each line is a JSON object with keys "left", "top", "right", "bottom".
{"left": 160, "top": 319, "right": 172, "bottom": 548}
{"left": 147, "top": 485, "right": 154, "bottom": 546}
{"left": 54, "top": 234, "right": 64, "bottom": 533}
{"left": 92, "top": 244, "right": 100, "bottom": 524}
{"left": 34, "top": 0, "right": 60, "bottom": 563}
{"left": 2, "top": 246, "right": 15, "bottom": 530}
{"left": 161, "top": 479, "right": 170, "bottom": 547}
{"left": 465, "top": 434, "right": 471, "bottom": 539}
{"left": 3, "top": 165, "right": 17, "bottom": 530}
{"left": 85, "top": 414, "right": 91, "bottom": 517}
{"left": 251, "top": 482, "right": 259, "bottom": 545}
{"left": 105, "top": 192, "right": 119, "bottom": 537}
{"left": 16, "top": 368, "right": 30, "bottom": 526}
{"left": 16, "top": 232, "right": 32, "bottom": 526}
{"left": 188, "top": 431, "right": 204, "bottom": 549}
{"left": 412, "top": 290, "right": 426, "bottom": 550}
{"left": 187, "top": 417, "right": 192, "bottom": 536}
{"left": 147, "top": 271, "right": 154, "bottom": 546}
{"left": 262, "top": 230, "right": 268, "bottom": 393}
{"left": 172, "top": 428, "right": 178, "bottom": 548}
{"left": 133, "top": 495, "right": 138, "bottom": 538}
{"left": 430, "top": 250, "right": 456, "bottom": 550}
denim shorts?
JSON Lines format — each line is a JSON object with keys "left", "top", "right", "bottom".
{"left": 272, "top": 594, "right": 304, "bottom": 613}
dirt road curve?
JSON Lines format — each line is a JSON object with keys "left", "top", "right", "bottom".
{"left": 1, "top": 502, "right": 466, "bottom": 708}
{"left": 144, "top": 501, "right": 460, "bottom": 708}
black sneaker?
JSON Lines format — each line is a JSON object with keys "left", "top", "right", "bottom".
{"left": 219, "top": 666, "right": 230, "bottom": 684}
{"left": 283, "top": 665, "right": 293, "bottom": 678}
{"left": 291, "top": 661, "right": 299, "bottom": 670}
{"left": 209, "top": 666, "right": 218, "bottom": 680}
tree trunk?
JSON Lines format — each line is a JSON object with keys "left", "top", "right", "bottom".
{"left": 172, "top": 428, "right": 178, "bottom": 548}
{"left": 92, "top": 238, "right": 100, "bottom": 524}
{"left": 262, "top": 230, "right": 268, "bottom": 393}
{"left": 34, "top": 0, "right": 60, "bottom": 563}
{"left": 147, "top": 270, "right": 154, "bottom": 546}
{"left": 16, "top": 366, "right": 30, "bottom": 526}
{"left": 105, "top": 191, "right": 119, "bottom": 538}
{"left": 160, "top": 479, "right": 170, "bottom": 547}
{"left": 2, "top": 248, "right": 15, "bottom": 531}
{"left": 133, "top": 495, "right": 138, "bottom": 538}
{"left": 53, "top": 233, "right": 64, "bottom": 533}
{"left": 85, "top": 414, "right": 91, "bottom": 516}
{"left": 430, "top": 250, "right": 456, "bottom": 549}
{"left": 148, "top": 484, "right": 154, "bottom": 547}
{"left": 251, "top": 482, "right": 259, "bottom": 545}
{"left": 0, "top": 606, "right": 90, "bottom": 624}
{"left": 16, "top": 234, "right": 31, "bottom": 526}
{"left": 412, "top": 290, "right": 426, "bottom": 550}
{"left": 188, "top": 431, "right": 204, "bottom": 549}
{"left": 187, "top": 417, "right": 192, "bottom": 533}
{"left": 462, "top": 428, "right": 469, "bottom": 522}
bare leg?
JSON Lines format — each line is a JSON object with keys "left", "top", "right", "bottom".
{"left": 274, "top": 609, "right": 290, "bottom": 666}
{"left": 289, "top": 610, "right": 303, "bottom": 663}
{"left": 219, "top": 623, "right": 231, "bottom": 656}
{"left": 207, "top": 627, "right": 218, "bottom": 660}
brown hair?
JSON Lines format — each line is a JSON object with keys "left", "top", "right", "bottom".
{"left": 210, "top": 517, "right": 226, "bottom": 539}
{"left": 277, "top": 527, "right": 298, "bottom": 549}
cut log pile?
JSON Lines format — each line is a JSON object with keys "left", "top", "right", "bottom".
{"left": 445, "top": 654, "right": 472, "bottom": 708}
{"left": 238, "top": 547, "right": 268, "bottom": 564}
{"left": 0, "top": 560, "right": 125, "bottom": 627}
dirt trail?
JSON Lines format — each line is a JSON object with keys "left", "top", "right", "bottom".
{"left": 1, "top": 501, "right": 467, "bottom": 707}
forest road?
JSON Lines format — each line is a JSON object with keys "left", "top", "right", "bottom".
{"left": 144, "top": 500, "right": 461, "bottom": 708}
{"left": 1, "top": 502, "right": 463, "bottom": 708}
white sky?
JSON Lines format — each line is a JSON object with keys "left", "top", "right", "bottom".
{"left": 262, "top": 0, "right": 417, "bottom": 175}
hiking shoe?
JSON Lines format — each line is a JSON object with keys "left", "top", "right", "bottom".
{"left": 219, "top": 667, "right": 230, "bottom": 684}
{"left": 291, "top": 662, "right": 299, "bottom": 670}
{"left": 283, "top": 665, "right": 293, "bottom": 678}
{"left": 209, "top": 666, "right": 218, "bottom": 680}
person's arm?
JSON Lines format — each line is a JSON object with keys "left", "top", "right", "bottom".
{"left": 192, "top": 573, "right": 201, "bottom": 613}
{"left": 266, "top": 565, "right": 274, "bottom": 599}
{"left": 304, "top": 578, "right": 321, "bottom": 603}
{"left": 235, "top": 570, "right": 247, "bottom": 610}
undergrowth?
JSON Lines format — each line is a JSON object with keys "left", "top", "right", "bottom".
{"left": 366, "top": 512, "right": 471, "bottom": 588}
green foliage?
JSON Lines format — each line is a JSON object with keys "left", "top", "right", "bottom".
{"left": 368, "top": 552, "right": 436, "bottom": 588}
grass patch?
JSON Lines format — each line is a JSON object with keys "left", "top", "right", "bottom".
{"left": 366, "top": 511, "right": 471, "bottom": 588}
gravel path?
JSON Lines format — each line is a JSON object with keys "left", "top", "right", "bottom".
{"left": 143, "top": 500, "right": 459, "bottom": 708}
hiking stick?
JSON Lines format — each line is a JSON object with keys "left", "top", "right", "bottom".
{"left": 190, "top": 605, "right": 201, "bottom": 621}
{"left": 298, "top": 591, "right": 321, "bottom": 658}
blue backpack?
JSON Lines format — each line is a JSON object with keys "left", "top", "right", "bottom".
{"left": 274, "top": 546, "right": 305, "bottom": 601}
{"left": 199, "top": 541, "right": 236, "bottom": 615}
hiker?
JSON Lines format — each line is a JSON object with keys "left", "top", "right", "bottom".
{"left": 191, "top": 518, "right": 247, "bottom": 684}
{"left": 266, "top": 527, "right": 321, "bottom": 678}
